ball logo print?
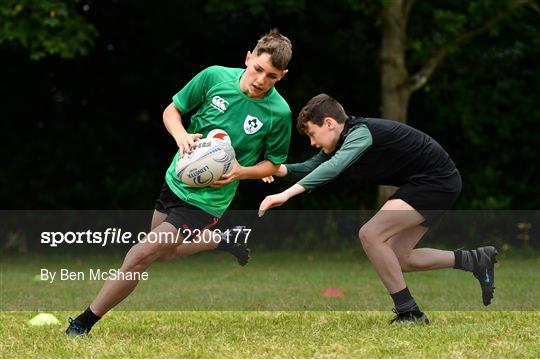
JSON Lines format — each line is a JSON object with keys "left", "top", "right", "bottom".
{"left": 187, "top": 164, "right": 213, "bottom": 186}
{"left": 207, "top": 128, "right": 232, "bottom": 145}
{"left": 243, "top": 115, "right": 263, "bottom": 134}
{"left": 175, "top": 133, "right": 235, "bottom": 187}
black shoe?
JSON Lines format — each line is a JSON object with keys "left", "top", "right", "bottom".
{"left": 390, "top": 309, "right": 430, "bottom": 325}
{"left": 66, "top": 317, "right": 89, "bottom": 336}
{"left": 229, "top": 242, "right": 251, "bottom": 266}
{"left": 472, "top": 246, "right": 498, "bottom": 306}
{"left": 220, "top": 226, "right": 251, "bottom": 266}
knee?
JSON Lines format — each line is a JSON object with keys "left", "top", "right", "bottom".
{"left": 358, "top": 226, "right": 379, "bottom": 250}
{"left": 123, "top": 245, "right": 161, "bottom": 271}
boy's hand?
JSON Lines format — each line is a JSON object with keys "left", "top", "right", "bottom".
{"left": 261, "top": 165, "right": 287, "bottom": 184}
{"left": 258, "top": 192, "right": 289, "bottom": 217}
{"left": 211, "top": 160, "right": 244, "bottom": 187}
{"left": 176, "top": 132, "right": 202, "bottom": 158}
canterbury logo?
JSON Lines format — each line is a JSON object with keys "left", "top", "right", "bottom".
{"left": 210, "top": 96, "right": 229, "bottom": 113}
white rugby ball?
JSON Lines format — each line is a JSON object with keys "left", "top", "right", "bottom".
{"left": 206, "top": 128, "right": 235, "bottom": 159}
{"left": 175, "top": 138, "right": 235, "bottom": 188}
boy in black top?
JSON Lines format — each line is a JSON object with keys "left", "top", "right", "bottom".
{"left": 259, "top": 94, "right": 497, "bottom": 324}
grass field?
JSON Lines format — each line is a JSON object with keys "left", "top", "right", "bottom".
{"left": 1, "top": 251, "right": 540, "bottom": 358}
{"left": 2, "top": 311, "right": 539, "bottom": 358}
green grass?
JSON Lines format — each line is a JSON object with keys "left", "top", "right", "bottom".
{"left": 1, "top": 251, "right": 540, "bottom": 357}
{"left": 1, "top": 251, "right": 539, "bottom": 311}
{"left": 1, "top": 311, "right": 540, "bottom": 358}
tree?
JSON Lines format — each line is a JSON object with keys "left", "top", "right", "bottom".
{"left": 376, "top": 0, "right": 537, "bottom": 204}
{"left": 0, "top": 0, "right": 97, "bottom": 60}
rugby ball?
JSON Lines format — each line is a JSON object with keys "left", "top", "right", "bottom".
{"left": 175, "top": 137, "right": 235, "bottom": 188}
{"left": 207, "top": 128, "right": 232, "bottom": 145}
{"left": 206, "top": 128, "right": 235, "bottom": 158}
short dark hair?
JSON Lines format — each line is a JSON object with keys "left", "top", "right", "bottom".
{"left": 253, "top": 29, "right": 292, "bottom": 70}
{"left": 297, "top": 94, "right": 348, "bottom": 133}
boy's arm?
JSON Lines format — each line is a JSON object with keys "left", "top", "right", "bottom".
{"left": 259, "top": 184, "right": 306, "bottom": 217}
{"left": 298, "top": 125, "right": 372, "bottom": 191}
{"left": 261, "top": 152, "right": 328, "bottom": 184}
{"left": 211, "top": 160, "right": 279, "bottom": 186}
{"left": 239, "top": 160, "right": 281, "bottom": 179}
{"left": 163, "top": 103, "right": 202, "bottom": 157}
{"left": 258, "top": 125, "right": 372, "bottom": 216}
{"left": 166, "top": 66, "right": 214, "bottom": 156}
{"left": 285, "top": 151, "right": 330, "bottom": 179}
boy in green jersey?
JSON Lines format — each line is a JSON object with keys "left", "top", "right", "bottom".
{"left": 259, "top": 94, "right": 497, "bottom": 324}
{"left": 66, "top": 31, "right": 293, "bottom": 336}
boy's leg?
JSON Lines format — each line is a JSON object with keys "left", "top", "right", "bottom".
{"left": 358, "top": 199, "right": 425, "bottom": 293}
{"left": 387, "top": 218, "right": 497, "bottom": 305}
{"left": 174, "top": 236, "right": 219, "bottom": 256}
{"left": 152, "top": 208, "right": 249, "bottom": 263}
{"left": 152, "top": 209, "right": 219, "bottom": 256}
{"left": 90, "top": 222, "right": 179, "bottom": 315}
{"left": 453, "top": 246, "right": 498, "bottom": 305}
{"left": 150, "top": 210, "right": 218, "bottom": 258}
{"left": 388, "top": 226, "right": 455, "bottom": 272}
{"left": 66, "top": 221, "right": 181, "bottom": 336}
{"left": 150, "top": 209, "right": 168, "bottom": 231}
{"left": 358, "top": 199, "right": 429, "bottom": 324}
{"left": 155, "top": 195, "right": 249, "bottom": 264}
{"left": 173, "top": 226, "right": 250, "bottom": 265}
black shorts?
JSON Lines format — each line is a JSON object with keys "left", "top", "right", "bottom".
{"left": 154, "top": 181, "right": 219, "bottom": 231}
{"left": 389, "top": 170, "right": 462, "bottom": 227}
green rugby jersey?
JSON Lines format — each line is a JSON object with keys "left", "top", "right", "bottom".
{"left": 165, "top": 65, "right": 292, "bottom": 217}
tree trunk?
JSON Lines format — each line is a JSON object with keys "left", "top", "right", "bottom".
{"left": 378, "top": 0, "right": 412, "bottom": 206}
{"left": 375, "top": 0, "right": 531, "bottom": 207}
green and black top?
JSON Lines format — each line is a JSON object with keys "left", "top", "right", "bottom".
{"left": 286, "top": 116, "right": 457, "bottom": 192}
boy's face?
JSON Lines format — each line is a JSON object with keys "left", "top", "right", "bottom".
{"left": 240, "top": 51, "right": 288, "bottom": 98}
{"left": 304, "top": 118, "right": 342, "bottom": 154}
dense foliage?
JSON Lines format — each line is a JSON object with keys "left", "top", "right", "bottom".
{"left": 1, "top": 0, "right": 538, "bottom": 211}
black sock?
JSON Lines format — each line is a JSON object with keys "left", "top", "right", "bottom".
{"left": 453, "top": 250, "right": 463, "bottom": 269}
{"left": 75, "top": 307, "right": 101, "bottom": 329}
{"left": 390, "top": 287, "right": 420, "bottom": 314}
{"left": 453, "top": 250, "right": 475, "bottom": 272}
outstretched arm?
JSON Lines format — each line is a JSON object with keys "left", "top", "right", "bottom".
{"left": 258, "top": 184, "right": 306, "bottom": 217}
{"left": 211, "top": 160, "right": 280, "bottom": 187}
{"left": 262, "top": 164, "right": 288, "bottom": 183}
{"left": 262, "top": 151, "right": 329, "bottom": 184}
